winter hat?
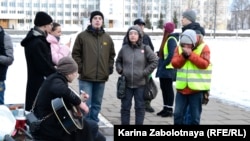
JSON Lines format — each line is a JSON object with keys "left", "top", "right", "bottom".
{"left": 134, "top": 18, "right": 146, "bottom": 25}
{"left": 34, "top": 11, "right": 53, "bottom": 26}
{"left": 90, "top": 11, "right": 104, "bottom": 22}
{"left": 127, "top": 25, "right": 143, "bottom": 38}
{"left": 182, "top": 9, "right": 196, "bottom": 23}
{"left": 164, "top": 22, "right": 175, "bottom": 33}
{"left": 180, "top": 29, "right": 197, "bottom": 47}
{"left": 57, "top": 57, "right": 78, "bottom": 75}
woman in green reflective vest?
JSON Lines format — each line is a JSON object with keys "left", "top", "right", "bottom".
{"left": 155, "top": 22, "right": 179, "bottom": 117}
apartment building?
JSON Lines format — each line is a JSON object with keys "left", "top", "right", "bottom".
{"left": 0, "top": 0, "right": 230, "bottom": 30}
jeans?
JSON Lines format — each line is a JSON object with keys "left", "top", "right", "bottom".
{"left": 79, "top": 80, "right": 105, "bottom": 123}
{"left": 121, "top": 86, "right": 145, "bottom": 125}
{"left": 174, "top": 91, "right": 203, "bottom": 125}
{"left": 0, "top": 81, "right": 5, "bottom": 104}
{"left": 184, "top": 106, "right": 191, "bottom": 125}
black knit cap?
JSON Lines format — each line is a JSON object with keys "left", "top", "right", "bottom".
{"left": 34, "top": 11, "right": 53, "bottom": 26}
{"left": 134, "top": 18, "right": 145, "bottom": 25}
{"left": 90, "top": 11, "right": 104, "bottom": 22}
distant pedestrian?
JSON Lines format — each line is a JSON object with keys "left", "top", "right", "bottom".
{"left": 72, "top": 10, "right": 116, "bottom": 123}
{"left": 0, "top": 26, "right": 14, "bottom": 104}
{"left": 122, "top": 18, "right": 156, "bottom": 113}
{"left": 116, "top": 25, "right": 158, "bottom": 125}
{"left": 155, "top": 22, "right": 179, "bottom": 117}
{"left": 182, "top": 9, "right": 205, "bottom": 36}
{"left": 171, "top": 29, "right": 212, "bottom": 125}
{"left": 21, "top": 11, "right": 56, "bottom": 111}
{"left": 47, "top": 22, "right": 71, "bottom": 65}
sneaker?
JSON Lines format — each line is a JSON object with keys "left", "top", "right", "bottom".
{"left": 156, "top": 109, "right": 166, "bottom": 116}
{"left": 161, "top": 111, "right": 173, "bottom": 117}
{"left": 145, "top": 106, "right": 155, "bottom": 113}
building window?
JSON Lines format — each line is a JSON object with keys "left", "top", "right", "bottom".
{"left": 73, "top": 20, "right": 78, "bottom": 24}
{"left": 18, "top": 19, "right": 24, "bottom": 24}
{"left": 33, "top": 3, "right": 39, "bottom": 7}
{"left": 65, "top": 12, "right": 71, "bottom": 16}
{"left": 17, "top": 2, "right": 24, "bottom": 7}
{"left": 9, "top": 2, "right": 15, "bottom": 7}
{"left": 73, "top": 4, "right": 78, "bottom": 8}
{"left": 1, "top": 2, "right": 7, "bottom": 7}
{"left": 65, "top": 4, "right": 70, "bottom": 8}
{"left": 65, "top": 20, "right": 71, "bottom": 24}
{"left": 41, "top": 3, "right": 47, "bottom": 8}
{"left": 132, "top": 13, "right": 137, "bottom": 17}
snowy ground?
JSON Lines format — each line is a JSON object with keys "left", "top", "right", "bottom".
{"left": 4, "top": 34, "right": 250, "bottom": 111}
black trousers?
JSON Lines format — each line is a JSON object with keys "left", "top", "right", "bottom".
{"left": 159, "top": 78, "right": 174, "bottom": 110}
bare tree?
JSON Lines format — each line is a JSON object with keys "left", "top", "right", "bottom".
{"left": 231, "top": 0, "right": 250, "bottom": 30}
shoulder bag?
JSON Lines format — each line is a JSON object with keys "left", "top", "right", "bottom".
{"left": 116, "top": 75, "right": 126, "bottom": 99}
{"left": 144, "top": 77, "right": 158, "bottom": 100}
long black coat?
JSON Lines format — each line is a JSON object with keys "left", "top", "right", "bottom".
{"left": 20, "top": 27, "right": 56, "bottom": 111}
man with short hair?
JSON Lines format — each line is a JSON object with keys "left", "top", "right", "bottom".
{"left": 0, "top": 26, "right": 14, "bottom": 104}
{"left": 72, "top": 11, "right": 116, "bottom": 123}
{"left": 21, "top": 11, "right": 56, "bottom": 111}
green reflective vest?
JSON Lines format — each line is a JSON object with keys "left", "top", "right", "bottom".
{"left": 163, "top": 36, "right": 178, "bottom": 69}
{"left": 175, "top": 43, "right": 212, "bottom": 90}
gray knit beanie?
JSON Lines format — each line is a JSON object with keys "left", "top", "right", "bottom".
{"left": 57, "top": 57, "right": 78, "bottom": 75}
{"left": 180, "top": 29, "right": 197, "bottom": 47}
{"left": 182, "top": 10, "right": 196, "bottom": 23}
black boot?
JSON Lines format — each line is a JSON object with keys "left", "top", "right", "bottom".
{"left": 145, "top": 100, "right": 154, "bottom": 113}
{"left": 156, "top": 107, "right": 167, "bottom": 116}
{"left": 161, "top": 108, "right": 173, "bottom": 117}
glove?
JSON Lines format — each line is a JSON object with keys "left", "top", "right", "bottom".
{"left": 109, "top": 67, "right": 113, "bottom": 74}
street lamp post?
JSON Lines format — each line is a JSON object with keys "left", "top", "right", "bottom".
{"left": 213, "top": 0, "right": 217, "bottom": 39}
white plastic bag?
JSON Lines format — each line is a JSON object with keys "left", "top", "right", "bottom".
{"left": 0, "top": 105, "right": 16, "bottom": 141}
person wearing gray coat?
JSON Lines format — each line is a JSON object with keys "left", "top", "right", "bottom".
{"left": 115, "top": 25, "right": 158, "bottom": 125}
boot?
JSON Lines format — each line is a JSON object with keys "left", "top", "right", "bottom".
{"left": 145, "top": 100, "right": 154, "bottom": 113}
{"left": 156, "top": 108, "right": 167, "bottom": 116}
{"left": 161, "top": 108, "right": 173, "bottom": 117}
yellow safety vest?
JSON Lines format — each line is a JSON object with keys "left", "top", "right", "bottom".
{"left": 163, "top": 36, "right": 178, "bottom": 69}
{"left": 175, "top": 43, "right": 212, "bottom": 90}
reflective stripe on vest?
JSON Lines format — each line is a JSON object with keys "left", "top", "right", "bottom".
{"left": 163, "top": 36, "right": 178, "bottom": 69}
{"left": 176, "top": 43, "right": 212, "bottom": 90}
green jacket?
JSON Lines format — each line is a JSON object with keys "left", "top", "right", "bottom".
{"left": 72, "top": 25, "right": 116, "bottom": 82}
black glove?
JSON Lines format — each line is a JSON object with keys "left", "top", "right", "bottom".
{"left": 109, "top": 67, "right": 113, "bottom": 74}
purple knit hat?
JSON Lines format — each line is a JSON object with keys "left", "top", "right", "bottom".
{"left": 164, "top": 22, "right": 175, "bottom": 33}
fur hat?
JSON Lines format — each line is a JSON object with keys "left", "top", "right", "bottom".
{"left": 57, "top": 57, "right": 78, "bottom": 75}
{"left": 180, "top": 29, "right": 197, "bottom": 47}
{"left": 182, "top": 10, "right": 196, "bottom": 23}
{"left": 90, "top": 11, "right": 104, "bottom": 22}
{"left": 34, "top": 11, "right": 53, "bottom": 26}
{"left": 134, "top": 18, "right": 146, "bottom": 25}
{"left": 164, "top": 22, "right": 175, "bottom": 33}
